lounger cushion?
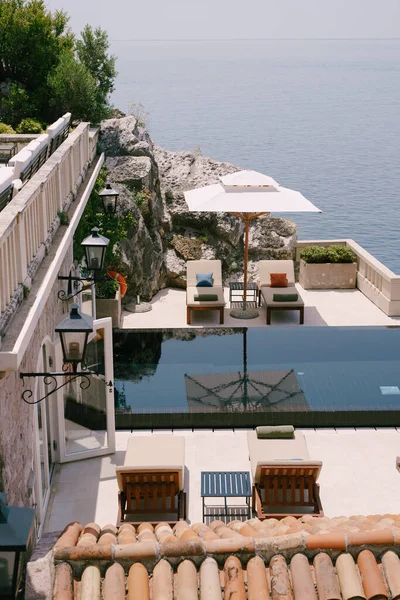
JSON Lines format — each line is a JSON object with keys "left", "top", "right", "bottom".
{"left": 256, "top": 425, "right": 294, "bottom": 438}
{"left": 116, "top": 435, "right": 185, "bottom": 491}
{"left": 187, "top": 286, "right": 225, "bottom": 307}
{"left": 261, "top": 286, "right": 304, "bottom": 308}
{"left": 187, "top": 260, "right": 223, "bottom": 287}
{"left": 196, "top": 273, "right": 213, "bottom": 287}
{"left": 247, "top": 430, "right": 320, "bottom": 482}
{"left": 270, "top": 273, "right": 288, "bottom": 287}
{"left": 194, "top": 294, "right": 218, "bottom": 301}
{"left": 273, "top": 293, "right": 299, "bottom": 302}
{"left": 259, "top": 260, "right": 296, "bottom": 287}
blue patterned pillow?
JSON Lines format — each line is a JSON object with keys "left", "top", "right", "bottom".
{"left": 196, "top": 273, "right": 213, "bottom": 287}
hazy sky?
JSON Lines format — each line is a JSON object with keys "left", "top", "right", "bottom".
{"left": 45, "top": 0, "right": 400, "bottom": 40}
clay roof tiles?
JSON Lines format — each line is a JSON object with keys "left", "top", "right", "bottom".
{"left": 49, "top": 515, "right": 400, "bottom": 599}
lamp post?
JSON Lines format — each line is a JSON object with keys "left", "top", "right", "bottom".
{"left": 0, "top": 493, "right": 35, "bottom": 599}
{"left": 55, "top": 304, "right": 93, "bottom": 373}
{"left": 58, "top": 227, "right": 110, "bottom": 302}
{"left": 81, "top": 227, "right": 109, "bottom": 272}
{"left": 20, "top": 304, "right": 112, "bottom": 405}
{"left": 98, "top": 182, "right": 119, "bottom": 214}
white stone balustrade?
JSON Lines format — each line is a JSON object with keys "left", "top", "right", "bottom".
{"left": 0, "top": 122, "right": 92, "bottom": 316}
{"left": 296, "top": 239, "right": 400, "bottom": 316}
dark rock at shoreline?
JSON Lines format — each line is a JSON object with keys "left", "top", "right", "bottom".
{"left": 99, "top": 116, "right": 297, "bottom": 300}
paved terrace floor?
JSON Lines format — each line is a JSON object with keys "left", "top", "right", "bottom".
{"left": 44, "top": 428, "right": 400, "bottom": 533}
{"left": 121, "top": 286, "right": 400, "bottom": 328}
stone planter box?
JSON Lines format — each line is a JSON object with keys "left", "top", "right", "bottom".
{"left": 96, "top": 289, "right": 121, "bottom": 327}
{"left": 299, "top": 259, "right": 357, "bottom": 289}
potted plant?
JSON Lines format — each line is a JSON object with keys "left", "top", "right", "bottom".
{"left": 299, "top": 245, "right": 358, "bottom": 289}
{"left": 95, "top": 277, "right": 121, "bottom": 327}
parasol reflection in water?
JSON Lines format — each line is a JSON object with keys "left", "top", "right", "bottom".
{"left": 185, "top": 330, "right": 308, "bottom": 413}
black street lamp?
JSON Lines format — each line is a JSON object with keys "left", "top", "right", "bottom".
{"left": 98, "top": 182, "right": 119, "bottom": 214}
{"left": 81, "top": 227, "right": 109, "bottom": 272}
{"left": 20, "top": 304, "right": 112, "bottom": 405}
{"left": 0, "top": 493, "right": 35, "bottom": 599}
{"left": 58, "top": 228, "right": 110, "bottom": 301}
{"left": 55, "top": 303, "right": 93, "bottom": 372}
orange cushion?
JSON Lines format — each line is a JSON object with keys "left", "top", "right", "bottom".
{"left": 270, "top": 273, "right": 288, "bottom": 287}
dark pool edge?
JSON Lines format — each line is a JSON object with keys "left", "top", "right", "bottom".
{"left": 115, "top": 410, "right": 400, "bottom": 429}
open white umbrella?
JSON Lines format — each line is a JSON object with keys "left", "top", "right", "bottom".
{"left": 184, "top": 170, "right": 321, "bottom": 318}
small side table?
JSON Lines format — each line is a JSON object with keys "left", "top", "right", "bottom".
{"left": 201, "top": 471, "right": 252, "bottom": 522}
{"left": 229, "top": 281, "right": 258, "bottom": 303}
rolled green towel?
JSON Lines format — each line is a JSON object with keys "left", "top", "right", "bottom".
{"left": 194, "top": 294, "right": 219, "bottom": 301}
{"left": 273, "top": 293, "right": 299, "bottom": 302}
{"left": 256, "top": 425, "right": 295, "bottom": 439}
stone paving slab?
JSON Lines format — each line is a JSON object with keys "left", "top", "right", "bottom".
{"left": 44, "top": 428, "right": 400, "bottom": 532}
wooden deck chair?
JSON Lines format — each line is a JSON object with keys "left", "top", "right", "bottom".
{"left": 186, "top": 259, "right": 225, "bottom": 324}
{"left": 247, "top": 430, "right": 323, "bottom": 519}
{"left": 116, "top": 436, "right": 186, "bottom": 526}
{"left": 258, "top": 260, "right": 305, "bottom": 325}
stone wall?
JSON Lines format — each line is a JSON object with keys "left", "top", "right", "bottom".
{"left": 0, "top": 245, "right": 73, "bottom": 507}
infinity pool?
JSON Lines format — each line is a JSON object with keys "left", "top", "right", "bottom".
{"left": 113, "top": 327, "right": 400, "bottom": 428}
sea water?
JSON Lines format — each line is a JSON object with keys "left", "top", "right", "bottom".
{"left": 111, "top": 39, "right": 400, "bottom": 272}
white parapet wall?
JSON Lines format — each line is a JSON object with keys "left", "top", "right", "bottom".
{"left": 0, "top": 122, "right": 95, "bottom": 327}
{"left": 296, "top": 239, "right": 400, "bottom": 317}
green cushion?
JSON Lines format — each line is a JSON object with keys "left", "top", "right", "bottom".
{"left": 273, "top": 293, "right": 299, "bottom": 302}
{"left": 194, "top": 294, "right": 219, "bottom": 301}
{"left": 256, "top": 425, "right": 295, "bottom": 439}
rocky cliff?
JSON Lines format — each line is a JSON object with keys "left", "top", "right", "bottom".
{"left": 98, "top": 116, "right": 297, "bottom": 302}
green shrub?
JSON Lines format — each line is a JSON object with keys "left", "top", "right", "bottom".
{"left": 95, "top": 278, "right": 119, "bottom": 299}
{"left": 300, "top": 245, "right": 357, "bottom": 264}
{"left": 165, "top": 189, "right": 174, "bottom": 205}
{"left": 16, "top": 118, "right": 43, "bottom": 134}
{"left": 0, "top": 123, "right": 15, "bottom": 134}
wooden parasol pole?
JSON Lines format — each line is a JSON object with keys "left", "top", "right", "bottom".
{"left": 243, "top": 215, "right": 250, "bottom": 304}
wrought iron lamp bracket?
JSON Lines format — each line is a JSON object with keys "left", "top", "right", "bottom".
{"left": 57, "top": 274, "right": 110, "bottom": 302}
{"left": 20, "top": 368, "right": 113, "bottom": 405}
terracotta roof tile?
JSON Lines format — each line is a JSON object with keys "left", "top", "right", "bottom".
{"left": 382, "top": 551, "right": 400, "bottom": 600}
{"left": 336, "top": 553, "right": 365, "bottom": 600}
{"left": 43, "top": 514, "right": 400, "bottom": 600}
{"left": 290, "top": 553, "right": 317, "bottom": 600}
{"left": 314, "top": 553, "right": 341, "bottom": 600}
{"left": 358, "top": 549, "right": 388, "bottom": 600}
{"left": 128, "top": 563, "right": 150, "bottom": 600}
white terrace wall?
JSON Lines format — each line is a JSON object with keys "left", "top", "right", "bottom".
{"left": 0, "top": 123, "right": 99, "bottom": 338}
{"left": 0, "top": 134, "right": 39, "bottom": 154}
{"left": 0, "top": 124, "right": 101, "bottom": 506}
{"left": 296, "top": 240, "right": 400, "bottom": 317}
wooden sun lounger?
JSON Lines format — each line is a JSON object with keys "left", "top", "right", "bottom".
{"left": 186, "top": 259, "right": 226, "bottom": 324}
{"left": 252, "top": 462, "right": 324, "bottom": 520}
{"left": 258, "top": 260, "right": 305, "bottom": 324}
{"left": 247, "top": 430, "right": 323, "bottom": 519}
{"left": 116, "top": 436, "right": 186, "bottom": 526}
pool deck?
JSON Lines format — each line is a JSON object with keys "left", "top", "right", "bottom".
{"left": 121, "top": 286, "right": 400, "bottom": 329}
{"left": 44, "top": 427, "right": 400, "bottom": 532}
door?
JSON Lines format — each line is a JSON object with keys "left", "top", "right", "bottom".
{"left": 56, "top": 317, "right": 115, "bottom": 462}
{"left": 33, "top": 342, "right": 56, "bottom": 535}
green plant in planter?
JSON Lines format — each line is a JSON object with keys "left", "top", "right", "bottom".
{"left": 95, "top": 277, "right": 119, "bottom": 299}
{"left": 300, "top": 245, "right": 357, "bottom": 264}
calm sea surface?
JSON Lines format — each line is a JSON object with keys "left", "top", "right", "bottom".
{"left": 111, "top": 40, "right": 400, "bottom": 273}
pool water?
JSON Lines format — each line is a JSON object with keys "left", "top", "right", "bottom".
{"left": 113, "top": 327, "right": 400, "bottom": 428}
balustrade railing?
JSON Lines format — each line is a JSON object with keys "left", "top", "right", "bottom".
{"left": 296, "top": 239, "right": 400, "bottom": 316}
{"left": 0, "top": 123, "right": 92, "bottom": 316}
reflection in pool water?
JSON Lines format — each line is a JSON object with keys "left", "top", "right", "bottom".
{"left": 113, "top": 327, "right": 400, "bottom": 428}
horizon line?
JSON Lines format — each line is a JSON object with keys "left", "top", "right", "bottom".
{"left": 110, "top": 37, "right": 400, "bottom": 43}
